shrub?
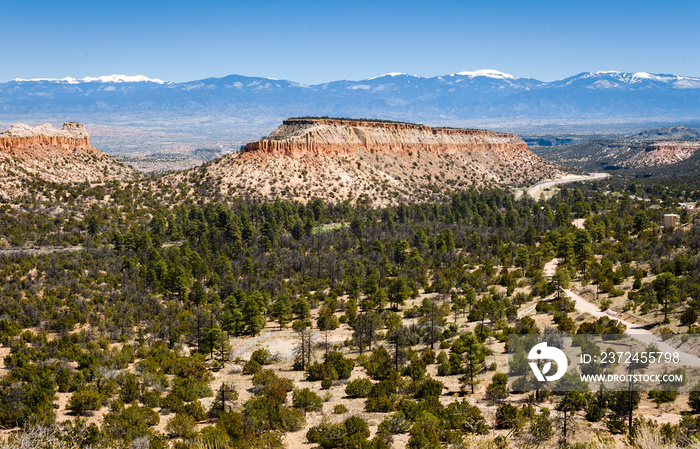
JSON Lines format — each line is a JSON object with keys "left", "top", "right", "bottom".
{"left": 292, "top": 388, "right": 323, "bottom": 414}
{"left": 307, "top": 416, "right": 371, "bottom": 449}
{"left": 414, "top": 377, "right": 444, "bottom": 399}
{"left": 403, "top": 358, "right": 427, "bottom": 381}
{"left": 242, "top": 359, "right": 262, "bottom": 375}
{"left": 377, "top": 412, "right": 410, "bottom": 436}
{"left": 421, "top": 349, "right": 436, "bottom": 365}
{"left": 250, "top": 348, "right": 273, "bottom": 365}
{"left": 141, "top": 390, "right": 161, "bottom": 408}
{"left": 333, "top": 404, "right": 348, "bottom": 414}
{"left": 160, "top": 393, "right": 185, "bottom": 414}
{"left": 327, "top": 352, "right": 355, "bottom": 380}
{"left": 363, "top": 347, "right": 393, "bottom": 380}
{"left": 495, "top": 403, "right": 519, "bottom": 429}
{"left": 443, "top": 400, "right": 489, "bottom": 434}
{"left": 117, "top": 372, "right": 141, "bottom": 404}
{"left": 183, "top": 400, "right": 206, "bottom": 421}
{"left": 365, "top": 380, "right": 398, "bottom": 413}
{"left": 172, "top": 378, "right": 213, "bottom": 401}
{"left": 307, "top": 362, "right": 337, "bottom": 382}
{"left": 485, "top": 373, "right": 509, "bottom": 401}
{"left": 308, "top": 352, "right": 355, "bottom": 382}
{"left": 241, "top": 396, "right": 305, "bottom": 433}
{"left": 251, "top": 370, "right": 295, "bottom": 402}
{"left": 67, "top": 388, "right": 101, "bottom": 416}
{"left": 166, "top": 413, "right": 197, "bottom": 438}
{"left": 690, "top": 383, "right": 700, "bottom": 413}
{"left": 345, "top": 378, "right": 373, "bottom": 398}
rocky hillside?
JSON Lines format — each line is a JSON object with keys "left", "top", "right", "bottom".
{"left": 624, "top": 141, "right": 700, "bottom": 168}
{"left": 533, "top": 126, "right": 700, "bottom": 173}
{"left": 178, "top": 118, "right": 565, "bottom": 206}
{"left": 0, "top": 122, "right": 140, "bottom": 199}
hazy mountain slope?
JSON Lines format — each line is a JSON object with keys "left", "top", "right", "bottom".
{"left": 2, "top": 71, "right": 700, "bottom": 154}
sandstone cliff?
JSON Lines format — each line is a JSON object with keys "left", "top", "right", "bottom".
{"left": 177, "top": 118, "right": 566, "bottom": 206}
{"left": 0, "top": 123, "right": 140, "bottom": 199}
{"left": 243, "top": 118, "right": 528, "bottom": 157}
{"left": 623, "top": 141, "right": 700, "bottom": 168}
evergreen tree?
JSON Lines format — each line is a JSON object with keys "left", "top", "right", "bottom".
{"left": 242, "top": 298, "right": 265, "bottom": 336}
{"left": 452, "top": 333, "right": 486, "bottom": 394}
{"left": 418, "top": 298, "right": 448, "bottom": 350}
{"left": 271, "top": 298, "right": 293, "bottom": 330}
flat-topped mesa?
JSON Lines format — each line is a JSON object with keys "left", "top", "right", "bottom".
{"left": 0, "top": 122, "right": 140, "bottom": 199}
{"left": 243, "top": 117, "right": 527, "bottom": 158}
{"left": 197, "top": 117, "right": 565, "bottom": 206}
{"left": 0, "top": 122, "right": 95, "bottom": 156}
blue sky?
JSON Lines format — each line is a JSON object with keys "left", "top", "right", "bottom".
{"left": 3, "top": 0, "right": 699, "bottom": 84}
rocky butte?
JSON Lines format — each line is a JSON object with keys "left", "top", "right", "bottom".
{"left": 184, "top": 118, "right": 566, "bottom": 206}
{"left": 0, "top": 122, "right": 93, "bottom": 155}
{"left": 242, "top": 118, "right": 529, "bottom": 157}
{"left": 623, "top": 141, "right": 700, "bottom": 168}
{"left": 0, "top": 122, "right": 139, "bottom": 199}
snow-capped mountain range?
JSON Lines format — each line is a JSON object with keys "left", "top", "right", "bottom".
{"left": 13, "top": 74, "right": 167, "bottom": 84}
{"left": 1, "top": 69, "right": 699, "bottom": 151}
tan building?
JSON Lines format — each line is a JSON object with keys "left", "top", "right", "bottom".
{"left": 664, "top": 213, "right": 680, "bottom": 228}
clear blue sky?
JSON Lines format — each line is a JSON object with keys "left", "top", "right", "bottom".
{"left": 3, "top": 0, "right": 699, "bottom": 84}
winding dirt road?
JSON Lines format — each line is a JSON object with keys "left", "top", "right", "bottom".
{"left": 565, "top": 288, "right": 700, "bottom": 366}
{"left": 527, "top": 172, "right": 609, "bottom": 199}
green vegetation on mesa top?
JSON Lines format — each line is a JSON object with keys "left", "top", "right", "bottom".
{"left": 285, "top": 116, "right": 494, "bottom": 132}
{"left": 1, "top": 176, "right": 700, "bottom": 448}
{"left": 286, "top": 116, "right": 425, "bottom": 125}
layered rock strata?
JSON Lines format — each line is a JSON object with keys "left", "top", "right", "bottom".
{"left": 182, "top": 117, "right": 566, "bottom": 206}
{"left": 243, "top": 118, "right": 527, "bottom": 157}
{"left": 0, "top": 122, "right": 139, "bottom": 199}
{"left": 0, "top": 123, "right": 96, "bottom": 157}
{"left": 626, "top": 141, "right": 700, "bottom": 167}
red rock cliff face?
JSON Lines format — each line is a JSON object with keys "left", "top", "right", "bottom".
{"left": 243, "top": 118, "right": 528, "bottom": 158}
{"left": 624, "top": 141, "right": 700, "bottom": 167}
{"left": 197, "top": 117, "right": 564, "bottom": 206}
{"left": 647, "top": 141, "right": 700, "bottom": 153}
{"left": 0, "top": 122, "right": 140, "bottom": 199}
{"left": 0, "top": 122, "right": 97, "bottom": 159}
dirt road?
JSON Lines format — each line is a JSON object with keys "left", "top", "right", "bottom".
{"left": 565, "top": 288, "right": 700, "bottom": 366}
{"left": 527, "top": 172, "right": 609, "bottom": 199}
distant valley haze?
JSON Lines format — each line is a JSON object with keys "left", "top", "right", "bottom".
{"left": 3, "top": 0, "right": 700, "bottom": 154}
{"left": 1, "top": 69, "right": 700, "bottom": 155}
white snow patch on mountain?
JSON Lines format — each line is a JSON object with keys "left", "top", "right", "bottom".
{"left": 453, "top": 69, "right": 516, "bottom": 80}
{"left": 368, "top": 72, "right": 422, "bottom": 80}
{"left": 14, "top": 75, "right": 166, "bottom": 84}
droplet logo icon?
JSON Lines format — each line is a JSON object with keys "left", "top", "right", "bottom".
{"left": 528, "top": 342, "right": 568, "bottom": 382}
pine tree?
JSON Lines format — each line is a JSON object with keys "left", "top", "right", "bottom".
{"left": 242, "top": 298, "right": 265, "bottom": 336}
{"left": 271, "top": 298, "right": 292, "bottom": 330}
{"left": 453, "top": 333, "right": 486, "bottom": 394}
{"left": 418, "top": 298, "right": 448, "bottom": 350}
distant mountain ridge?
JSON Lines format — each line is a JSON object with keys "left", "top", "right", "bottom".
{"left": 2, "top": 70, "right": 700, "bottom": 154}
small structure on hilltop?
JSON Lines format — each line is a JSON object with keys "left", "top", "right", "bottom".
{"left": 664, "top": 213, "right": 680, "bottom": 229}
